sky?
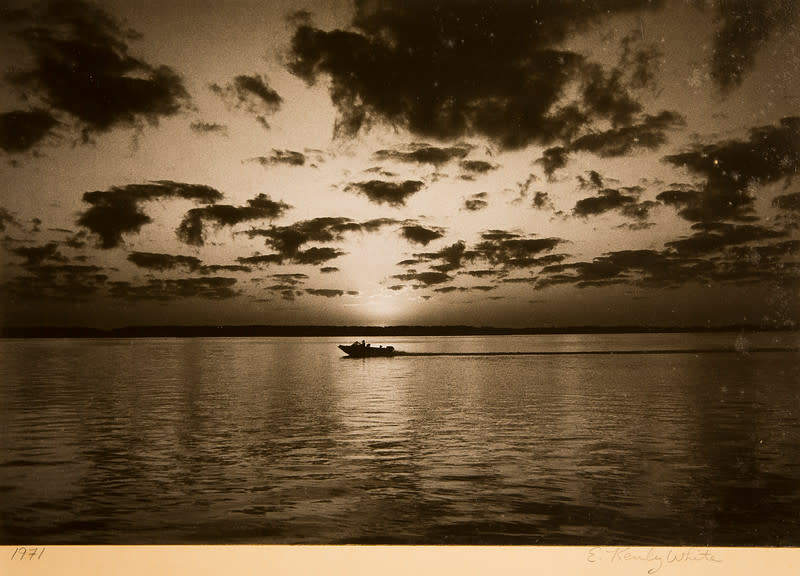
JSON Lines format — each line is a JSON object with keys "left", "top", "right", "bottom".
{"left": 0, "top": 0, "right": 798, "bottom": 329}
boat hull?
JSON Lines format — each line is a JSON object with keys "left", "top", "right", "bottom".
{"left": 338, "top": 344, "right": 397, "bottom": 357}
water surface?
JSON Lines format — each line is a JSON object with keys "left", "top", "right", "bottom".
{"left": 1, "top": 333, "right": 798, "bottom": 544}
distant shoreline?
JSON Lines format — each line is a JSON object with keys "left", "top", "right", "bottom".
{"left": 1, "top": 324, "right": 797, "bottom": 338}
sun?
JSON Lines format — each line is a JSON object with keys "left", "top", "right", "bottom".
{"left": 359, "top": 289, "right": 411, "bottom": 325}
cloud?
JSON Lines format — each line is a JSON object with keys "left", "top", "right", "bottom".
{"left": 288, "top": 1, "right": 661, "bottom": 149}
{"left": 305, "top": 288, "right": 345, "bottom": 298}
{"left": 247, "top": 149, "right": 306, "bottom": 167}
{"left": 619, "top": 33, "right": 663, "bottom": 90}
{"left": 536, "top": 224, "right": 799, "bottom": 290}
{"left": 345, "top": 180, "right": 425, "bottom": 206}
{"left": 197, "top": 264, "right": 251, "bottom": 275}
{"left": 127, "top": 252, "right": 202, "bottom": 272}
{"left": 373, "top": 143, "right": 471, "bottom": 165}
{"left": 664, "top": 222, "right": 788, "bottom": 256}
{"left": 773, "top": 192, "right": 800, "bottom": 212}
{"left": 190, "top": 121, "right": 228, "bottom": 136}
{"left": 536, "top": 112, "right": 684, "bottom": 179}
{"left": 210, "top": 74, "right": 282, "bottom": 127}
{"left": 537, "top": 249, "right": 705, "bottom": 290}
{"left": 661, "top": 117, "right": 800, "bottom": 222}
{"left": 177, "top": 193, "right": 291, "bottom": 246}
{"left": 464, "top": 192, "right": 488, "bottom": 211}
{"left": 320, "top": 266, "right": 339, "bottom": 273}
{"left": 391, "top": 271, "right": 452, "bottom": 287}
{"left": 237, "top": 254, "right": 284, "bottom": 267}
{"left": 1, "top": 263, "right": 107, "bottom": 302}
{"left": 539, "top": 147, "right": 569, "bottom": 180}
{"left": 77, "top": 181, "right": 224, "bottom": 248}
{"left": 292, "top": 247, "right": 345, "bottom": 265}
{"left": 5, "top": 0, "right": 190, "bottom": 140}
{"left": 13, "top": 242, "right": 68, "bottom": 267}
{"left": 581, "top": 63, "right": 641, "bottom": 127}
{"left": 0, "top": 109, "right": 59, "bottom": 153}
{"left": 242, "top": 216, "right": 397, "bottom": 264}
{"left": 460, "top": 160, "right": 497, "bottom": 174}
{"left": 532, "top": 191, "right": 554, "bottom": 210}
{"left": 710, "top": 0, "right": 797, "bottom": 92}
{"left": 572, "top": 186, "right": 656, "bottom": 222}
{"left": 109, "top": 277, "right": 239, "bottom": 301}
{"left": 400, "top": 224, "right": 445, "bottom": 245}
{"left": 474, "top": 231, "right": 565, "bottom": 268}
{"left": 569, "top": 110, "right": 685, "bottom": 157}
{"left": 0, "top": 207, "right": 21, "bottom": 232}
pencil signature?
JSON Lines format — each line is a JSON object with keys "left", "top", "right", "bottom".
{"left": 587, "top": 547, "right": 722, "bottom": 574}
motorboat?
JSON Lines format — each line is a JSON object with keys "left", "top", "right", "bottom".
{"left": 338, "top": 341, "right": 398, "bottom": 357}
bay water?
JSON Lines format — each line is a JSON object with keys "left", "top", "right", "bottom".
{"left": 1, "top": 333, "right": 798, "bottom": 544}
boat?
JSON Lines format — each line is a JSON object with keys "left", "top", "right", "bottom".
{"left": 338, "top": 341, "right": 399, "bottom": 357}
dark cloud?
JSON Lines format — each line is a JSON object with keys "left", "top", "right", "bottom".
{"left": 539, "top": 147, "right": 569, "bottom": 180}
{"left": 270, "top": 273, "right": 308, "bottom": 286}
{"left": 464, "top": 192, "right": 488, "bottom": 211}
{"left": 574, "top": 188, "right": 637, "bottom": 217}
{"left": 1, "top": 263, "right": 106, "bottom": 302}
{"left": 569, "top": 110, "right": 685, "bottom": 157}
{"left": 401, "top": 224, "right": 445, "bottom": 245}
{"left": 460, "top": 160, "right": 497, "bottom": 174}
{"left": 391, "top": 271, "right": 452, "bottom": 287}
{"left": 320, "top": 266, "right": 339, "bottom": 273}
{"left": 109, "top": 277, "right": 239, "bottom": 301}
{"left": 198, "top": 264, "right": 251, "bottom": 275}
{"left": 578, "top": 170, "right": 606, "bottom": 190}
{"left": 305, "top": 288, "right": 345, "bottom": 298}
{"left": 581, "top": 63, "right": 641, "bottom": 127}
{"left": 374, "top": 143, "right": 471, "bottom": 165}
{"left": 210, "top": 74, "right": 282, "bottom": 127}
{"left": 536, "top": 227, "right": 800, "bottom": 290}
{"left": 237, "top": 254, "right": 283, "bottom": 267}
{"left": 127, "top": 252, "right": 202, "bottom": 272}
{"left": 346, "top": 180, "right": 425, "bottom": 206}
{"left": 0, "top": 109, "right": 59, "bottom": 153}
{"left": 415, "top": 240, "right": 477, "bottom": 273}
{"left": 13, "top": 242, "right": 68, "bottom": 267}
{"left": 537, "top": 250, "right": 706, "bottom": 290}
{"left": 247, "top": 149, "right": 306, "bottom": 167}
{"left": 532, "top": 191, "right": 554, "bottom": 210}
{"left": 661, "top": 117, "right": 800, "bottom": 222}
{"left": 536, "top": 111, "right": 684, "bottom": 179}
{"left": 710, "top": 0, "right": 797, "bottom": 92}
{"left": 664, "top": 222, "right": 788, "bottom": 256}
{"left": 6, "top": 0, "right": 190, "bottom": 140}
{"left": 573, "top": 186, "right": 656, "bottom": 222}
{"left": 243, "top": 216, "right": 397, "bottom": 264}
{"left": 773, "top": 192, "right": 800, "bottom": 212}
{"left": 289, "top": 1, "right": 661, "bottom": 149}
{"left": 462, "top": 269, "right": 498, "bottom": 278}
{"left": 293, "top": 247, "right": 345, "bottom": 265}
{"left": 77, "top": 181, "right": 224, "bottom": 248}
{"left": 619, "top": 33, "right": 662, "bottom": 90}
{"left": 177, "top": 193, "right": 291, "bottom": 246}
{"left": 0, "top": 207, "right": 21, "bottom": 231}
{"left": 190, "top": 121, "right": 228, "bottom": 136}
{"left": 474, "top": 232, "right": 565, "bottom": 268}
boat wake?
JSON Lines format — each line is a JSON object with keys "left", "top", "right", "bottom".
{"left": 394, "top": 347, "right": 798, "bottom": 357}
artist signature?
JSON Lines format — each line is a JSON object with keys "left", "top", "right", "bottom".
{"left": 587, "top": 547, "right": 722, "bottom": 574}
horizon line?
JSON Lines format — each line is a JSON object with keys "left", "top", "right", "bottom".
{"left": 2, "top": 323, "right": 797, "bottom": 338}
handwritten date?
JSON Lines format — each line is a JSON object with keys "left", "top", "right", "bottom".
{"left": 10, "top": 547, "right": 46, "bottom": 560}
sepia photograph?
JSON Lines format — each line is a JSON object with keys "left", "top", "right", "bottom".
{"left": 1, "top": 0, "right": 799, "bottom": 568}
